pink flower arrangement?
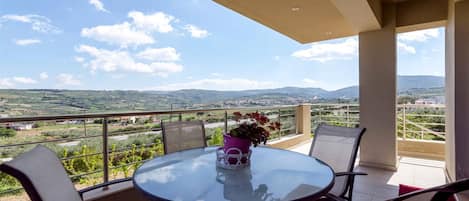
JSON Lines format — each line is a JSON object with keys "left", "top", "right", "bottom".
{"left": 228, "top": 111, "right": 281, "bottom": 147}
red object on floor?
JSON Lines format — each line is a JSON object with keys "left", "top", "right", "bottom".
{"left": 398, "top": 184, "right": 456, "bottom": 201}
{"left": 398, "top": 184, "right": 423, "bottom": 195}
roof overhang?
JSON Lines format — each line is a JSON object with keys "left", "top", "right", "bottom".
{"left": 213, "top": 0, "right": 383, "bottom": 44}
{"left": 213, "top": 0, "right": 448, "bottom": 44}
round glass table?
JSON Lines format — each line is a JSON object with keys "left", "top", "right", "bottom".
{"left": 133, "top": 147, "right": 335, "bottom": 201}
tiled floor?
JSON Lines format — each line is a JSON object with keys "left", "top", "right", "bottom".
{"left": 289, "top": 141, "right": 447, "bottom": 201}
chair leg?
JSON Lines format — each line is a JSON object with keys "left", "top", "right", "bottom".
{"left": 347, "top": 175, "right": 355, "bottom": 201}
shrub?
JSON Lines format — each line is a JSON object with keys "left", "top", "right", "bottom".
{"left": 208, "top": 128, "right": 223, "bottom": 146}
{"left": 0, "top": 127, "right": 16, "bottom": 137}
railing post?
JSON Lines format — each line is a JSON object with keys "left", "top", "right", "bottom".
{"left": 102, "top": 117, "right": 109, "bottom": 185}
{"left": 346, "top": 104, "right": 350, "bottom": 127}
{"left": 83, "top": 119, "right": 87, "bottom": 137}
{"left": 403, "top": 104, "right": 407, "bottom": 140}
{"left": 224, "top": 111, "right": 228, "bottom": 134}
{"left": 318, "top": 106, "right": 322, "bottom": 124}
{"left": 278, "top": 109, "right": 282, "bottom": 139}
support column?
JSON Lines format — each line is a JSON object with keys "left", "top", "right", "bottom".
{"left": 296, "top": 104, "right": 312, "bottom": 136}
{"left": 269, "top": 104, "right": 311, "bottom": 149}
{"left": 358, "top": 4, "right": 398, "bottom": 170}
{"left": 445, "top": 0, "right": 469, "bottom": 181}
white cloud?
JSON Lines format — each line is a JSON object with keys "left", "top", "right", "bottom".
{"left": 150, "top": 78, "right": 276, "bottom": 91}
{"left": 39, "top": 72, "right": 48, "bottom": 80}
{"left": 80, "top": 11, "right": 176, "bottom": 48}
{"left": 136, "top": 47, "right": 180, "bottom": 61}
{"left": 89, "top": 0, "right": 109, "bottom": 13}
{"left": 183, "top": 24, "right": 209, "bottom": 38}
{"left": 75, "top": 45, "right": 183, "bottom": 76}
{"left": 81, "top": 22, "right": 154, "bottom": 47}
{"left": 0, "top": 76, "right": 38, "bottom": 88}
{"left": 74, "top": 56, "right": 85, "bottom": 63}
{"left": 397, "top": 41, "right": 416, "bottom": 54}
{"left": 292, "top": 38, "right": 358, "bottom": 62}
{"left": 128, "top": 11, "right": 175, "bottom": 33}
{"left": 57, "top": 74, "right": 81, "bottom": 86}
{"left": 14, "top": 39, "right": 41, "bottom": 46}
{"left": 0, "top": 78, "right": 14, "bottom": 88}
{"left": 274, "top": 56, "right": 280, "bottom": 61}
{"left": 13, "top": 77, "right": 37, "bottom": 84}
{"left": 302, "top": 78, "right": 320, "bottom": 86}
{"left": 398, "top": 28, "right": 440, "bottom": 42}
{"left": 0, "top": 14, "right": 61, "bottom": 33}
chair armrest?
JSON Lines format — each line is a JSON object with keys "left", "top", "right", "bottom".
{"left": 335, "top": 171, "right": 368, "bottom": 177}
{"left": 78, "top": 178, "right": 132, "bottom": 197}
{"left": 318, "top": 194, "right": 347, "bottom": 201}
{"left": 387, "top": 178, "right": 469, "bottom": 201}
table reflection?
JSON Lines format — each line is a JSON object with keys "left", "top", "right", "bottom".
{"left": 216, "top": 167, "right": 279, "bottom": 201}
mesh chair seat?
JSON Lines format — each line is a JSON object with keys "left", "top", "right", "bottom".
{"left": 0, "top": 145, "right": 147, "bottom": 201}
{"left": 309, "top": 123, "right": 366, "bottom": 201}
{"left": 0, "top": 145, "right": 83, "bottom": 201}
{"left": 161, "top": 120, "right": 207, "bottom": 154}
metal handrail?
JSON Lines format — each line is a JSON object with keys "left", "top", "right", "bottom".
{"left": 310, "top": 103, "right": 446, "bottom": 140}
{"left": 0, "top": 105, "right": 298, "bottom": 197}
{"left": 0, "top": 105, "right": 297, "bottom": 123}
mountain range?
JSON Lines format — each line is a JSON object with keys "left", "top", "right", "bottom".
{"left": 0, "top": 75, "right": 444, "bottom": 116}
{"left": 150, "top": 75, "right": 445, "bottom": 102}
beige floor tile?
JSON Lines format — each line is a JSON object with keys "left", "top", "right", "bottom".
{"left": 353, "top": 192, "right": 373, "bottom": 201}
{"left": 287, "top": 142, "right": 447, "bottom": 201}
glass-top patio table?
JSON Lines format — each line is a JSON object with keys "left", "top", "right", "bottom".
{"left": 133, "top": 146, "right": 335, "bottom": 201}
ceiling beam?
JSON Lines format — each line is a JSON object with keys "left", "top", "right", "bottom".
{"left": 330, "top": 0, "right": 382, "bottom": 32}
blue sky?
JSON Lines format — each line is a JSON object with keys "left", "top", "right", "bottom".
{"left": 0, "top": 0, "right": 444, "bottom": 91}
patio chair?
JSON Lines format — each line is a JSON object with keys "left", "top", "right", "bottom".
{"left": 386, "top": 178, "right": 469, "bottom": 201}
{"left": 161, "top": 120, "right": 207, "bottom": 154}
{"left": 0, "top": 145, "right": 147, "bottom": 201}
{"left": 309, "top": 123, "right": 367, "bottom": 201}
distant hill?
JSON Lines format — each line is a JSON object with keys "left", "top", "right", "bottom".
{"left": 398, "top": 75, "right": 444, "bottom": 91}
{"left": 152, "top": 75, "right": 444, "bottom": 100}
{"left": 0, "top": 75, "right": 445, "bottom": 116}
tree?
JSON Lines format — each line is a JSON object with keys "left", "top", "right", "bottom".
{"left": 0, "top": 127, "right": 16, "bottom": 137}
{"left": 208, "top": 128, "right": 223, "bottom": 146}
{"left": 398, "top": 96, "right": 417, "bottom": 104}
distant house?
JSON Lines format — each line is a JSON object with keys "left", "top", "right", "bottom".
{"left": 0, "top": 114, "right": 8, "bottom": 118}
{"left": 415, "top": 98, "right": 436, "bottom": 105}
{"left": 8, "top": 123, "right": 34, "bottom": 131}
{"left": 120, "top": 116, "right": 137, "bottom": 124}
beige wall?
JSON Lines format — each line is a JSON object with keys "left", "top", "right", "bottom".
{"left": 358, "top": 4, "right": 397, "bottom": 171}
{"left": 445, "top": 0, "right": 469, "bottom": 181}
{"left": 367, "top": 0, "right": 382, "bottom": 25}
{"left": 446, "top": 0, "right": 469, "bottom": 181}
{"left": 445, "top": 0, "right": 456, "bottom": 181}
{"left": 396, "top": 0, "right": 447, "bottom": 31}
{"left": 398, "top": 139, "right": 445, "bottom": 160}
{"left": 454, "top": 0, "right": 469, "bottom": 180}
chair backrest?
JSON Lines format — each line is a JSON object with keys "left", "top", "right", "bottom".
{"left": 161, "top": 120, "right": 207, "bottom": 154}
{"left": 0, "top": 145, "right": 82, "bottom": 201}
{"left": 309, "top": 123, "right": 366, "bottom": 196}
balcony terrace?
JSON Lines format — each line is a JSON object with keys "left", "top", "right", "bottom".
{"left": 0, "top": 103, "right": 448, "bottom": 201}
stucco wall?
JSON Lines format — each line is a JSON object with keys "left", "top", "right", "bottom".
{"left": 358, "top": 4, "right": 397, "bottom": 170}
{"left": 445, "top": 0, "right": 456, "bottom": 181}
{"left": 454, "top": 0, "right": 469, "bottom": 180}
